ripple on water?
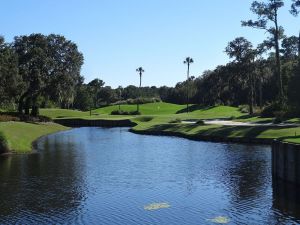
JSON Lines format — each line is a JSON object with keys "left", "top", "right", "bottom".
{"left": 0, "top": 127, "right": 300, "bottom": 224}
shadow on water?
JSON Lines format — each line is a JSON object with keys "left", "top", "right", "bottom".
{"left": 272, "top": 179, "right": 300, "bottom": 223}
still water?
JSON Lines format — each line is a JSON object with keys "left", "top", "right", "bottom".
{"left": 0, "top": 127, "right": 300, "bottom": 224}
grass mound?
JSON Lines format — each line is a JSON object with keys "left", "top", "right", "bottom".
{"left": 0, "top": 122, "right": 68, "bottom": 153}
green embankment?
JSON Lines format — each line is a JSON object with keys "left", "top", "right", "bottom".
{"left": 132, "top": 120, "right": 300, "bottom": 144}
{"left": 2, "top": 103, "right": 300, "bottom": 154}
{"left": 0, "top": 122, "right": 68, "bottom": 153}
{"left": 40, "top": 103, "right": 300, "bottom": 144}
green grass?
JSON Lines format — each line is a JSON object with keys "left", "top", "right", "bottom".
{"left": 132, "top": 120, "right": 300, "bottom": 144}
{"left": 5, "top": 102, "right": 300, "bottom": 154}
{"left": 0, "top": 122, "right": 68, "bottom": 153}
{"left": 93, "top": 102, "right": 186, "bottom": 115}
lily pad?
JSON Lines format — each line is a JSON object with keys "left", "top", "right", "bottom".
{"left": 207, "top": 216, "right": 230, "bottom": 224}
{"left": 144, "top": 202, "right": 170, "bottom": 211}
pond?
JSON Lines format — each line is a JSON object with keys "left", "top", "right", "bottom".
{"left": 0, "top": 127, "right": 300, "bottom": 224}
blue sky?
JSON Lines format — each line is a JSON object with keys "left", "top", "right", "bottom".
{"left": 0, "top": 0, "right": 298, "bottom": 87}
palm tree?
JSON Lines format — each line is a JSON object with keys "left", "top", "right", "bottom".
{"left": 183, "top": 57, "right": 194, "bottom": 113}
{"left": 136, "top": 67, "right": 145, "bottom": 112}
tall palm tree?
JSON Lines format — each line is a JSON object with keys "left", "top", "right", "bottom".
{"left": 136, "top": 67, "right": 145, "bottom": 112}
{"left": 183, "top": 57, "right": 194, "bottom": 113}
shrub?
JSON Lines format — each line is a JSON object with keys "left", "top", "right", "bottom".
{"left": 169, "top": 118, "right": 182, "bottom": 123}
{"left": 135, "top": 116, "right": 154, "bottom": 122}
{"left": 112, "top": 97, "right": 161, "bottom": 106}
{"left": 196, "top": 120, "right": 205, "bottom": 125}
{"left": 111, "top": 110, "right": 141, "bottom": 115}
{"left": 273, "top": 111, "right": 286, "bottom": 124}
{"left": 0, "top": 132, "right": 9, "bottom": 153}
{"left": 239, "top": 105, "right": 249, "bottom": 114}
{"left": 261, "top": 102, "right": 287, "bottom": 117}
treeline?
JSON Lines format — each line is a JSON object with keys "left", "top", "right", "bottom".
{"left": 1, "top": 1, "right": 300, "bottom": 117}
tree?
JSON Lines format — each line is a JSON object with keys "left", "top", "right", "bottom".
{"left": 291, "top": 0, "right": 300, "bottom": 16}
{"left": 0, "top": 36, "right": 22, "bottom": 109}
{"left": 225, "top": 37, "right": 257, "bottom": 114}
{"left": 88, "top": 78, "right": 105, "bottom": 108}
{"left": 183, "top": 57, "right": 194, "bottom": 113}
{"left": 281, "top": 36, "right": 299, "bottom": 60}
{"left": 136, "top": 67, "right": 145, "bottom": 112}
{"left": 242, "top": 0, "right": 285, "bottom": 102}
{"left": 14, "top": 34, "right": 83, "bottom": 116}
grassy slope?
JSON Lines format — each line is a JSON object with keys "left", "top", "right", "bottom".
{"left": 38, "top": 103, "right": 300, "bottom": 144}
{"left": 132, "top": 121, "right": 300, "bottom": 143}
{"left": 39, "top": 108, "right": 89, "bottom": 118}
{"left": 0, "top": 122, "right": 68, "bottom": 153}
{"left": 93, "top": 102, "right": 186, "bottom": 115}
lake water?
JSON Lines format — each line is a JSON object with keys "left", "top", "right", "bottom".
{"left": 0, "top": 127, "right": 300, "bottom": 224}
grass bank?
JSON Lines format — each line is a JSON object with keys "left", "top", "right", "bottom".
{"left": 3, "top": 103, "right": 299, "bottom": 154}
{"left": 131, "top": 120, "right": 300, "bottom": 144}
{"left": 40, "top": 103, "right": 300, "bottom": 144}
{"left": 0, "top": 122, "right": 68, "bottom": 154}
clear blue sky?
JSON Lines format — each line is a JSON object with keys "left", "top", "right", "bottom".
{"left": 0, "top": 0, "right": 298, "bottom": 88}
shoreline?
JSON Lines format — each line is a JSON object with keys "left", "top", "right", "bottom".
{"left": 2, "top": 116, "right": 300, "bottom": 155}
{"left": 129, "top": 128, "right": 273, "bottom": 145}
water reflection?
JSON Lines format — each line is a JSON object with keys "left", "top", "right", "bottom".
{"left": 0, "top": 127, "right": 299, "bottom": 224}
{"left": 0, "top": 132, "right": 87, "bottom": 223}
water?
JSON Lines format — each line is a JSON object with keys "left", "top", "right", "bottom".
{"left": 0, "top": 127, "right": 300, "bottom": 224}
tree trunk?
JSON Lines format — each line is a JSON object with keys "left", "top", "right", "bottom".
{"left": 249, "top": 73, "right": 254, "bottom": 115}
{"left": 298, "top": 31, "right": 300, "bottom": 64}
{"left": 31, "top": 95, "right": 39, "bottom": 117}
{"left": 187, "top": 63, "right": 190, "bottom": 113}
{"left": 24, "top": 97, "right": 30, "bottom": 115}
{"left": 274, "top": 14, "right": 283, "bottom": 102}
{"left": 259, "top": 78, "right": 263, "bottom": 110}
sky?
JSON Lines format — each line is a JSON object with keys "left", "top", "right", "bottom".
{"left": 0, "top": 0, "right": 298, "bottom": 88}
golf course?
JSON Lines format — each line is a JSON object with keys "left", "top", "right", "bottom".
{"left": 1, "top": 102, "right": 300, "bottom": 154}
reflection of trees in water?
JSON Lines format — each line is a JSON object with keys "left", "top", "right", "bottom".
{"left": 0, "top": 134, "right": 87, "bottom": 222}
{"left": 219, "top": 145, "right": 271, "bottom": 209}
{"left": 272, "top": 179, "right": 300, "bottom": 223}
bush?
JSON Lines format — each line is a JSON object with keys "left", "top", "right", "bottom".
{"left": 0, "top": 112, "right": 52, "bottom": 123}
{"left": 0, "top": 132, "right": 9, "bottom": 153}
{"left": 261, "top": 102, "right": 287, "bottom": 117}
{"left": 169, "top": 118, "right": 182, "bottom": 123}
{"left": 112, "top": 97, "right": 161, "bottom": 106}
{"left": 111, "top": 110, "right": 141, "bottom": 115}
{"left": 239, "top": 105, "right": 249, "bottom": 114}
{"left": 135, "top": 116, "right": 154, "bottom": 122}
{"left": 196, "top": 120, "right": 205, "bottom": 125}
{"left": 273, "top": 111, "right": 286, "bottom": 124}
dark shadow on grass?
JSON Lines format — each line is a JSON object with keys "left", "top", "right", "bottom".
{"left": 176, "top": 105, "right": 215, "bottom": 114}
{"left": 277, "top": 135, "right": 300, "bottom": 142}
{"left": 197, "top": 126, "right": 287, "bottom": 138}
{"left": 235, "top": 115, "right": 274, "bottom": 124}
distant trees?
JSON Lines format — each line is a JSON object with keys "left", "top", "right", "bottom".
{"left": 88, "top": 78, "right": 105, "bottom": 108}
